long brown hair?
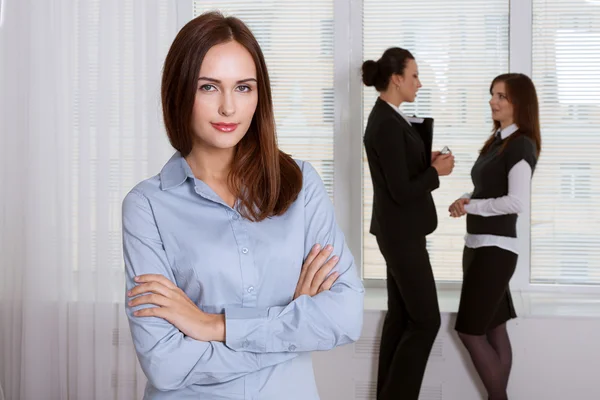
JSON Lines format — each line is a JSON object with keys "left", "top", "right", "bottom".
{"left": 480, "top": 73, "right": 542, "bottom": 157}
{"left": 161, "top": 11, "right": 302, "bottom": 222}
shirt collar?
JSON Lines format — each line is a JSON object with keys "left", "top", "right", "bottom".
{"left": 498, "top": 123, "right": 519, "bottom": 139}
{"left": 385, "top": 101, "right": 412, "bottom": 126}
{"left": 159, "top": 152, "right": 194, "bottom": 190}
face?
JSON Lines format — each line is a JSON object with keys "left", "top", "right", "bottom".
{"left": 489, "top": 81, "right": 514, "bottom": 126}
{"left": 393, "top": 58, "right": 422, "bottom": 102}
{"left": 191, "top": 40, "right": 258, "bottom": 152}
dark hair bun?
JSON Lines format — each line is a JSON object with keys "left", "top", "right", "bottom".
{"left": 362, "top": 60, "right": 379, "bottom": 87}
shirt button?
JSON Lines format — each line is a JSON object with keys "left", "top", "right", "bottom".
{"left": 247, "top": 286, "right": 254, "bottom": 293}
{"left": 232, "top": 213, "right": 239, "bottom": 220}
{"left": 242, "top": 247, "right": 249, "bottom": 254}
{"left": 243, "top": 340, "right": 250, "bottom": 348}
{"left": 288, "top": 345, "right": 296, "bottom": 351}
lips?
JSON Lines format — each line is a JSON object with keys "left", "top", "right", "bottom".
{"left": 211, "top": 123, "right": 239, "bottom": 132}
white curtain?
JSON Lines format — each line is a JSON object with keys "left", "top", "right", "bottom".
{"left": 0, "top": 1, "right": 180, "bottom": 398}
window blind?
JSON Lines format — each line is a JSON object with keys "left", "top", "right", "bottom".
{"left": 531, "top": 0, "right": 600, "bottom": 285}
{"left": 193, "top": 1, "right": 335, "bottom": 196}
{"left": 362, "top": 0, "right": 510, "bottom": 280}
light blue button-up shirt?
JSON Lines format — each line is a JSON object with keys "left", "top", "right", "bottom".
{"left": 122, "top": 153, "right": 365, "bottom": 399}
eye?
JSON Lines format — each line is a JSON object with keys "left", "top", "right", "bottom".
{"left": 236, "top": 85, "right": 252, "bottom": 93}
{"left": 199, "top": 84, "right": 217, "bottom": 92}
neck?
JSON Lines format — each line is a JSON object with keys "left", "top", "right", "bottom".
{"left": 185, "top": 144, "right": 235, "bottom": 183}
{"left": 499, "top": 120, "right": 514, "bottom": 130}
{"left": 379, "top": 89, "right": 404, "bottom": 109}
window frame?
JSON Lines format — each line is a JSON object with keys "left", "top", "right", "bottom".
{"left": 181, "top": 0, "right": 600, "bottom": 294}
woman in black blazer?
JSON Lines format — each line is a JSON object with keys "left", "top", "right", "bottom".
{"left": 449, "top": 73, "right": 541, "bottom": 400}
{"left": 362, "top": 48, "right": 455, "bottom": 400}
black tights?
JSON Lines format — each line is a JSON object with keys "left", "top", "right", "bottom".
{"left": 458, "top": 323, "right": 512, "bottom": 400}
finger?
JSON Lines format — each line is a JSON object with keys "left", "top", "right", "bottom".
{"left": 305, "top": 245, "right": 334, "bottom": 283}
{"left": 296, "top": 244, "right": 322, "bottom": 294}
{"left": 134, "top": 274, "right": 177, "bottom": 289}
{"left": 310, "top": 255, "right": 339, "bottom": 293}
{"left": 133, "top": 306, "right": 167, "bottom": 319}
{"left": 300, "top": 244, "right": 322, "bottom": 276}
{"left": 129, "top": 293, "right": 171, "bottom": 308}
{"left": 128, "top": 281, "right": 172, "bottom": 298}
{"left": 317, "top": 272, "right": 340, "bottom": 293}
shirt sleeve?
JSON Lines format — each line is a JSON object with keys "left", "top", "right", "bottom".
{"left": 464, "top": 160, "right": 532, "bottom": 217}
{"left": 369, "top": 118, "right": 440, "bottom": 205}
{"left": 224, "top": 161, "right": 365, "bottom": 354}
{"left": 122, "top": 189, "right": 297, "bottom": 391}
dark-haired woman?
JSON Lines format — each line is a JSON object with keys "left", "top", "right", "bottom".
{"left": 362, "top": 47, "right": 454, "bottom": 400}
{"left": 449, "top": 73, "right": 541, "bottom": 400}
{"left": 122, "top": 11, "right": 364, "bottom": 400}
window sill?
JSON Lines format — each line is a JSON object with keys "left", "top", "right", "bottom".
{"left": 364, "top": 287, "right": 600, "bottom": 319}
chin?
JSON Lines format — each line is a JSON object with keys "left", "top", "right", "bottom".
{"left": 214, "top": 139, "right": 243, "bottom": 150}
{"left": 209, "top": 132, "right": 247, "bottom": 149}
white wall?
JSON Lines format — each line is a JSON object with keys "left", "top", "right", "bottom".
{"left": 313, "top": 304, "right": 600, "bottom": 399}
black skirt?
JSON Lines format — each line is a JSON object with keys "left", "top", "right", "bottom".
{"left": 455, "top": 246, "right": 518, "bottom": 335}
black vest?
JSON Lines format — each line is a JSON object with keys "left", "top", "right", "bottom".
{"left": 466, "top": 132, "right": 538, "bottom": 237}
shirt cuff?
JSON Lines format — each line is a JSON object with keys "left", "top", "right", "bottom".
{"left": 225, "top": 307, "right": 269, "bottom": 353}
{"left": 464, "top": 199, "right": 480, "bottom": 214}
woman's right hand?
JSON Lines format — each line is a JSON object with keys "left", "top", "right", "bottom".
{"left": 449, "top": 198, "right": 470, "bottom": 218}
{"left": 293, "top": 244, "right": 340, "bottom": 300}
{"left": 432, "top": 154, "right": 455, "bottom": 176}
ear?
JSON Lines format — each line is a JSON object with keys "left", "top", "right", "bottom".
{"left": 391, "top": 73, "right": 404, "bottom": 87}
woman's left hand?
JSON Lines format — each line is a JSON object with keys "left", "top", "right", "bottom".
{"left": 128, "top": 274, "right": 225, "bottom": 342}
{"left": 431, "top": 151, "right": 441, "bottom": 163}
{"left": 449, "top": 198, "right": 470, "bottom": 218}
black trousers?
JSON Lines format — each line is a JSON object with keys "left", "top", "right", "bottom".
{"left": 375, "top": 235, "right": 441, "bottom": 400}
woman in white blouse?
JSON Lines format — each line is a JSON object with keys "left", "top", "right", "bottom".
{"left": 449, "top": 73, "right": 541, "bottom": 400}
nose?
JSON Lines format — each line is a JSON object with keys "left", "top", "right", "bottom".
{"left": 219, "top": 93, "right": 235, "bottom": 117}
{"left": 417, "top": 79, "right": 422, "bottom": 89}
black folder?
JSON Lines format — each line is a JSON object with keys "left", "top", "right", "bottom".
{"left": 408, "top": 116, "right": 434, "bottom": 167}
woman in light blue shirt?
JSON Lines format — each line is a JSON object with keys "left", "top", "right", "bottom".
{"left": 122, "top": 11, "right": 364, "bottom": 400}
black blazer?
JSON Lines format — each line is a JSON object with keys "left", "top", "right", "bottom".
{"left": 363, "top": 98, "right": 439, "bottom": 242}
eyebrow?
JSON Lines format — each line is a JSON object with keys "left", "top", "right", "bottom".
{"left": 198, "top": 77, "right": 257, "bottom": 84}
